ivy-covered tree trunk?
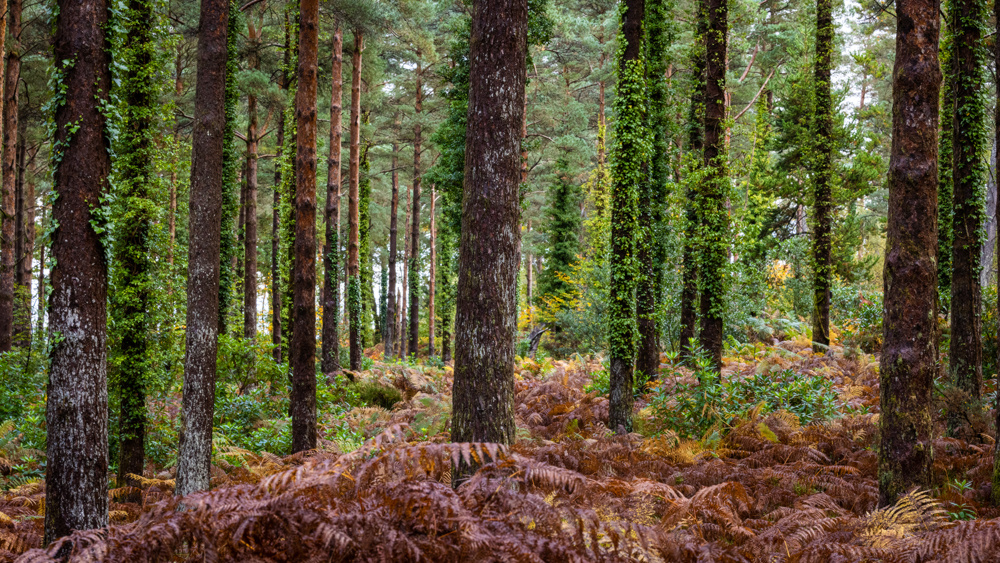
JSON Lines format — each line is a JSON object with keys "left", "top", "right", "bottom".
{"left": 879, "top": 0, "right": 940, "bottom": 507}
{"left": 347, "top": 30, "right": 364, "bottom": 372}
{"left": 400, "top": 187, "right": 410, "bottom": 357}
{"left": 948, "top": 0, "right": 987, "bottom": 403}
{"left": 111, "top": 0, "right": 156, "bottom": 493}
{"left": 428, "top": 183, "right": 436, "bottom": 357}
{"left": 636, "top": 0, "right": 669, "bottom": 380}
{"left": 679, "top": 0, "right": 706, "bottom": 358}
{"left": 271, "top": 10, "right": 291, "bottom": 365}
{"left": 386, "top": 136, "right": 399, "bottom": 360}
{"left": 993, "top": 0, "right": 1000, "bottom": 504}
{"left": 177, "top": 0, "right": 228, "bottom": 498}
{"left": 938, "top": 15, "right": 955, "bottom": 313}
{"left": 322, "top": 25, "right": 342, "bottom": 375}
{"left": 44, "top": 0, "right": 111, "bottom": 543}
{"left": 290, "top": 0, "right": 318, "bottom": 453}
{"left": 451, "top": 0, "right": 527, "bottom": 482}
{"left": 217, "top": 0, "right": 240, "bottom": 335}
{"left": 608, "top": 0, "right": 646, "bottom": 434}
{"left": 244, "top": 15, "right": 262, "bottom": 342}
{"left": 811, "top": 0, "right": 833, "bottom": 352}
{"left": 0, "top": 0, "right": 10, "bottom": 353}
{"left": 7, "top": 0, "right": 24, "bottom": 348}
{"left": 409, "top": 56, "right": 423, "bottom": 358}
{"left": 698, "top": 0, "right": 728, "bottom": 371}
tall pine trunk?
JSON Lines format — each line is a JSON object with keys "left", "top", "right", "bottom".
{"left": 636, "top": 0, "right": 669, "bottom": 380}
{"left": 347, "top": 30, "right": 364, "bottom": 372}
{"left": 322, "top": 25, "right": 342, "bottom": 374}
{"left": 0, "top": 0, "right": 10, "bottom": 353}
{"left": 811, "top": 0, "right": 833, "bottom": 352}
{"left": 948, "top": 0, "right": 987, "bottom": 403}
{"left": 428, "top": 184, "right": 436, "bottom": 357}
{"left": 451, "top": 0, "right": 527, "bottom": 482}
{"left": 112, "top": 0, "right": 156, "bottom": 494}
{"left": 608, "top": 0, "right": 645, "bottom": 434}
{"left": 699, "top": 0, "right": 728, "bottom": 371}
{"left": 7, "top": 0, "right": 24, "bottom": 348}
{"left": 45, "top": 0, "right": 111, "bottom": 541}
{"left": 993, "top": 0, "right": 1000, "bottom": 504}
{"left": 243, "top": 17, "right": 262, "bottom": 342}
{"left": 679, "top": 0, "right": 706, "bottom": 358}
{"left": 271, "top": 12, "right": 291, "bottom": 364}
{"left": 177, "top": 0, "right": 228, "bottom": 497}
{"left": 291, "top": 0, "right": 318, "bottom": 452}
{"left": 386, "top": 135, "right": 399, "bottom": 360}
{"left": 409, "top": 56, "right": 423, "bottom": 357}
{"left": 879, "top": 0, "right": 940, "bottom": 507}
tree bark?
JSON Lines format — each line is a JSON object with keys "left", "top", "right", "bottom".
{"left": 401, "top": 186, "right": 410, "bottom": 357}
{"left": 451, "top": 0, "right": 527, "bottom": 483}
{"left": 322, "top": 25, "right": 342, "bottom": 374}
{"left": 409, "top": 55, "right": 423, "bottom": 357}
{"left": 177, "top": 0, "right": 228, "bottom": 498}
{"left": 811, "top": 0, "right": 833, "bottom": 352}
{"left": 948, "top": 0, "right": 986, "bottom": 402}
{"left": 879, "top": 0, "right": 940, "bottom": 507}
{"left": 8, "top": 0, "right": 24, "bottom": 347}
{"left": 608, "top": 0, "right": 644, "bottom": 434}
{"left": 993, "top": 0, "right": 1000, "bottom": 503}
{"left": 0, "top": 0, "right": 10, "bottom": 353}
{"left": 386, "top": 133, "right": 399, "bottom": 360}
{"left": 291, "top": 0, "right": 318, "bottom": 453}
{"left": 428, "top": 184, "right": 436, "bottom": 357}
{"left": 271, "top": 12, "right": 290, "bottom": 365}
{"left": 112, "top": 0, "right": 156, "bottom": 496}
{"left": 698, "top": 0, "right": 728, "bottom": 371}
{"left": 242, "top": 17, "right": 261, "bottom": 342}
{"left": 679, "top": 0, "right": 706, "bottom": 359}
{"left": 45, "top": 0, "right": 110, "bottom": 542}
{"left": 347, "top": 30, "right": 364, "bottom": 372}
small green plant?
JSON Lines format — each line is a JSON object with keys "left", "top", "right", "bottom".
{"left": 648, "top": 349, "right": 841, "bottom": 440}
{"left": 351, "top": 380, "right": 403, "bottom": 410}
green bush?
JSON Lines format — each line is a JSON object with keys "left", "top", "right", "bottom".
{"left": 350, "top": 380, "right": 402, "bottom": 410}
{"left": 648, "top": 351, "right": 840, "bottom": 440}
{"left": 833, "top": 284, "right": 883, "bottom": 353}
{"left": 984, "top": 285, "right": 998, "bottom": 379}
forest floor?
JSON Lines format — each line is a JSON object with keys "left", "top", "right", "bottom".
{"left": 4, "top": 336, "right": 1000, "bottom": 562}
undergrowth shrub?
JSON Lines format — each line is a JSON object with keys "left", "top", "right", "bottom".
{"left": 833, "top": 284, "right": 883, "bottom": 353}
{"left": 350, "top": 380, "right": 403, "bottom": 410}
{"left": 648, "top": 353, "right": 840, "bottom": 439}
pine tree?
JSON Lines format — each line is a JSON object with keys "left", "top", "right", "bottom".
{"left": 948, "top": 0, "right": 987, "bottom": 404}
{"left": 347, "top": 29, "right": 364, "bottom": 372}
{"left": 290, "top": 0, "right": 319, "bottom": 453}
{"left": 698, "top": 0, "right": 729, "bottom": 371}
{"left": 177, "top": 0, "right": 229, "bottom": 498}
{"left": 879, "top": 0, "right": 940, "bottom": 507}
{"left": 811, "top": 0, "right": 834, "bottom": 352}
{"left": 45, "top": 0, "right": 112, "bottom": 541}
{"left": 536, "top": 158, "right": 582, "bottom": 308}
{"left": 451, "top": 0, "right": 528, "bottom": 482}
{"left": 608, "top": 0, "right": 648, "bottom": 434}
{"left": 218, "top": 0, "right": 241, "bottom": 334}
{"left": 109, "top": 0, "right": 158, "bottom": 492}
{"left": 322, "top": 24, "right": 343, "bottom": 374}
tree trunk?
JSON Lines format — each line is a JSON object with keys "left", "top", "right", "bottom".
{"left": 386, "top": 133, "right": 399, "bottom": 360}
{"left": 271, "top": 13, "right": 290, "bottom": 365}
{"left": 176, "top": 0, "right": 228, "bottom": 498}
{"left": 35, "top": 204, "right": 43, "bottom": 336}
{"left": 291, "top": 0, "right": 318, "bottom": 453}
{"left": 15, "top": 132, "right": 30, "bottom": 346}
{"left": 45, "top": 0, "right": 110, "bottom": 542}
{"left": 938, "top": 18, "right": 955, "bottom": 313}
{"left": 428, "top": 184, "right": 436, "bottom": 357}
{"left": 451, "top": 0, "right": 527, "bottom": 482}
{"left": 879, "top": 0, "right": 940, "bottom": 507}
{"left": 347, "top": 30, "right": 364, "bottom": 372}
{"left": 608, "top": 0, "right": 644, "bottom": 434}
{"left": 112, "top": 0, "right": 155, "bottom": 495}
{"left": 409, "top": 56, "right": 423, "bottom": 357}
{"left": 217, "top": 0, "right": 240, "bottom": 336}
{"left": 948, "top": 0, "right": 987, "bottom": 402}
{"left": 636, "top": 0, "right": 669, "bottom": 380}
{"left": 322, "top": 25, "right": 342, "bottom": 374}
{"left": 401, "top": 178, "right": 410, "bottom": 357}
{"left": 679, "top": 0, "right": 706, "bottom": 359}
{"left": 243, "top": 18, "right": 260, "bottom": 342}
{"left": 698, "top": 0, "right": 728, "bottom": 371}
{"left": 811, "top": 0, "right": 833, "bottom": 352}
{"left": 993, "top": 0, "right": 1000, "bottom": 503}
{"left": 0, "top": 0, "right": 10, "bottom": 353}
{"left": 169, "top": 50, "right": 182, "bottom": 269}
